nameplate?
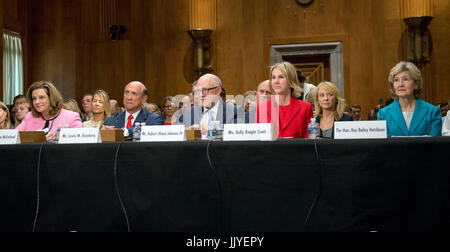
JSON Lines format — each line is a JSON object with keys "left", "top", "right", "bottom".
{"left": 334, "top": 121, "right": 387, "bottom": 139}
{"left": 224, "top": 124, "right": 277, "bottom": 141}
{"left": 0, "top": 130, "right": 20, "bottom": 145}
{"left": 141, "top": 125, "right": 186, "bottom": 142}
{"left": 58, "top": 128, "right": 102, "bottom": 144}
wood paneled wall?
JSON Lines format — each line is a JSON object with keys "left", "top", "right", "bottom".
{"left": 20, "top": 0, "right": 450, "bottom": 116}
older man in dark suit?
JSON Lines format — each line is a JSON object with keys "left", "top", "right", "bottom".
{"left": 178, "top": 74, "right": 243, "bottom": 130}
{"left": 103, "top": 81, "right": 163, "bottom": 136}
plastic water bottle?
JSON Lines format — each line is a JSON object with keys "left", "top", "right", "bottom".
{"left": 207, "top": 120, "right": 217, "bottom": 141}
{"left": 133, "top": 123, "right": 142, "bottom": 142}
{"left": 308, "top": 118, "right": 320, "bottom": 139}
{"left": 215, "top": 121, "right": 224, "bottom": 141}
{"left": 55, "top": 125, "right": 62, "bottom": 143}
{"left": 208, "top": 121, "right": 223, "bottom": 141}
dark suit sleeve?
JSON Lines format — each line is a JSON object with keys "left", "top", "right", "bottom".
{"left": 146, "top": 113, "right": 164, "bottom": 126}
{"left": 103, "top": 116, "right": 115, "bottom": 127}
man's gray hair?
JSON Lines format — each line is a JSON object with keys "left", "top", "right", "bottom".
{"left": 201, "top": 74, "right": 222, "bottom": 87}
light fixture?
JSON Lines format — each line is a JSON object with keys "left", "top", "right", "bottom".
{"left": 188, "top": 0, "right": 216, "bottom": 76}
{"left": 401, "top": 0, "right": 434, "bottom": 66}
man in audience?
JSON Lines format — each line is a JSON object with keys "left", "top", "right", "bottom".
{"left": 81, "top": 94, "right": 93, "bottom": 122}
{"left": 256, "top": 80, "right": 273, "bottom": 103}
{"left": 103, "top": 81, "right": 164, "bottom": 136}
{"left": 350, "top": 104, "right": 362, "bottom": 121}
{"left": 110, "top": 99, "right": 121, "bottom": 115}
{"left": 178, "top": 74, "right": 242, "bottom": 129}
{"left": 440, "top": 102, "right": 448, "bottom": 119}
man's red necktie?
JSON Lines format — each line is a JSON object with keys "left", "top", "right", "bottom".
{"left": 126, "top": 115, "right": 133, "bottom": 128}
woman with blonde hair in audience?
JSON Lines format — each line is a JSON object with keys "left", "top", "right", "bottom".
{"left": 378, "top": 61, "right": 442, "bottom": 137}
{"left": 14, "top": 102, "right": 31, "bottom": 127}
{"left": 314, "top": 81, "right": 353, "bottom": 139}
{"left": 0, "top": 102, "right": 13, "bottom": 129}
{"left": 83, "top": 90, "right": 111, "bottom": 128}
{"left": 63, "top": 99, "right": 83, "bottom": 119}
{"left": 256, "top": 62, "right": 313, "bottom": 138}
{"left": 16, "top": 81, "right": 82, "bottom": 140}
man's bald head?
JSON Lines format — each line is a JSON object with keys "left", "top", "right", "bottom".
{"left": 257, "top": 80, "right": 272, "bottom": 103}
{"left": 124, "top": 81, "right": 148, "bottom": 114}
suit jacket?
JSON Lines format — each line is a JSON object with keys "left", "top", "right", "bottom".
{"left": 316, "top": 113, "right": 353, "bottom": 139}
{"left": 177, "top": 100, "right": 243, "bottom": 127}
{"left": 17, "top": 109, "right": 82, "bottom": 133}
{"left": 104, "top": 108, "right": 164, "bottom": 135}
{"left": 256, "top": 97, "right": 313, "bottom": 139}
{"left": 378, "top": 99, "right": 442, "bottom": 137}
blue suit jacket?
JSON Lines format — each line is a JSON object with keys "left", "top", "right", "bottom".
{"left": 104, "top": 108, "right": 164, "bottom": 136}
{"left": 378, "top": 99, "right": 442, "bottom": 137}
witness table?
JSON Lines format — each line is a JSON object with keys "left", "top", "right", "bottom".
{"left": 1, "top": 137, "right": 449, "bottom": 232}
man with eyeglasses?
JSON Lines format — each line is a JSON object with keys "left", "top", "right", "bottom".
{"left": 177, "top": 74, "right": 242, "bottom": 129}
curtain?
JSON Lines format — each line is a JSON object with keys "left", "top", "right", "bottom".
{"left": 3, "top": 30, "right": 24, "bottom": 105}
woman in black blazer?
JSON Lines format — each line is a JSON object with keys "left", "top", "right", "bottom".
{"left": 314, "top": 82, "right": 353, "bottom": 139}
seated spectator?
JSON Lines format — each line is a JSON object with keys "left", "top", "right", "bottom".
{"left": 256, "top": 80, "right": 273, "bottom": 104}
{"left": 110, "top": 99, "right": 121, "bottom": 115}
{"left": 83, "top": 90, "right": 111, "bottom": 128}
{"left": 63, "top": 99, "right": 83, "bottom": 119}
{"left": 81, "top": 94, "right": 93, "bottom": 122}
{"left": 178, "top": 74, "right": 242, "bottom": 130}
{"left": 16, "top": 81, "right": 82, "bottom": 141}
{"left": 144, "top": 102, "right": 161, "bottom": 115}
{"left": 10, "top": 95, "right": 27, "bottom": 125}
{"left": 14, "top": 102, "right": 31, "bottom": 127}
{"left": 350, "top": 104, "right": 362, "bottom": 121}
{"left": 256, "top": 62, "right": 313, "bottom": 139}
{"left": 161, "top": 96, "right": 178, "bottom": 125}
{"left": 368, "top": 105, "right": 381, "bottom": 121}
{"left": 314, "top": 81, "right": 353, "bottom": 139}
{"left": 378, "top": 62, "right": 442, "bottom": 137}
{"left": 440, "top": 102, "right": 448, "bottom": 119}
{"left": 297, "top": 70, "right": 316, "bottom": 101}
{"left": 103, "top": 81, "right": 164, "bottom": 136}
{"left": 305, "top": 87, "right": 317, "bottom": 114}
{"left": 244, "top": 91, "right": 257, "bottom": 112}
{"left": 0, "top": 101, "right": 13, "bottom": 129}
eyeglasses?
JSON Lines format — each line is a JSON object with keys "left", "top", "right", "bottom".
{"left": 194, "top": 86, "right": 219, "bottom": 95}
{"left": 163, "top": 105, "right": 177, "bottom": 109}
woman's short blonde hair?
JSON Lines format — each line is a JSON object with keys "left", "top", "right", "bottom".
{"left": 314, "top": 81, "right": 347, "bottom": 121}
{"left": 93, "top": 90, "right": 111, "bottom": 119}
{"left": 388, "top": 61, "right": 422, "bottom": 99}
{"left": 63, "top": 99, "right": 83, "bottom": 119}
{"left": 269, "top": 62, "right": 302, "bottom": 99}
{"left": 0, "top": 101, "right": 11, "bottom": 129}
{"left": 26, "top": 81, "right": 64, "bottom": 118}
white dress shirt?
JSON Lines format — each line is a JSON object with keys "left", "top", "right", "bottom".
{"left": 125, "top": 110, "right": 141, "bottom": 128}
{"left": 201, "top": 101, "right": 220, "bottom": 128}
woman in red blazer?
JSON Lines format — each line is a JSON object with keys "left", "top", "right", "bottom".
{"left": 256, "top": 62, "right": 313, "bottom": 139}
